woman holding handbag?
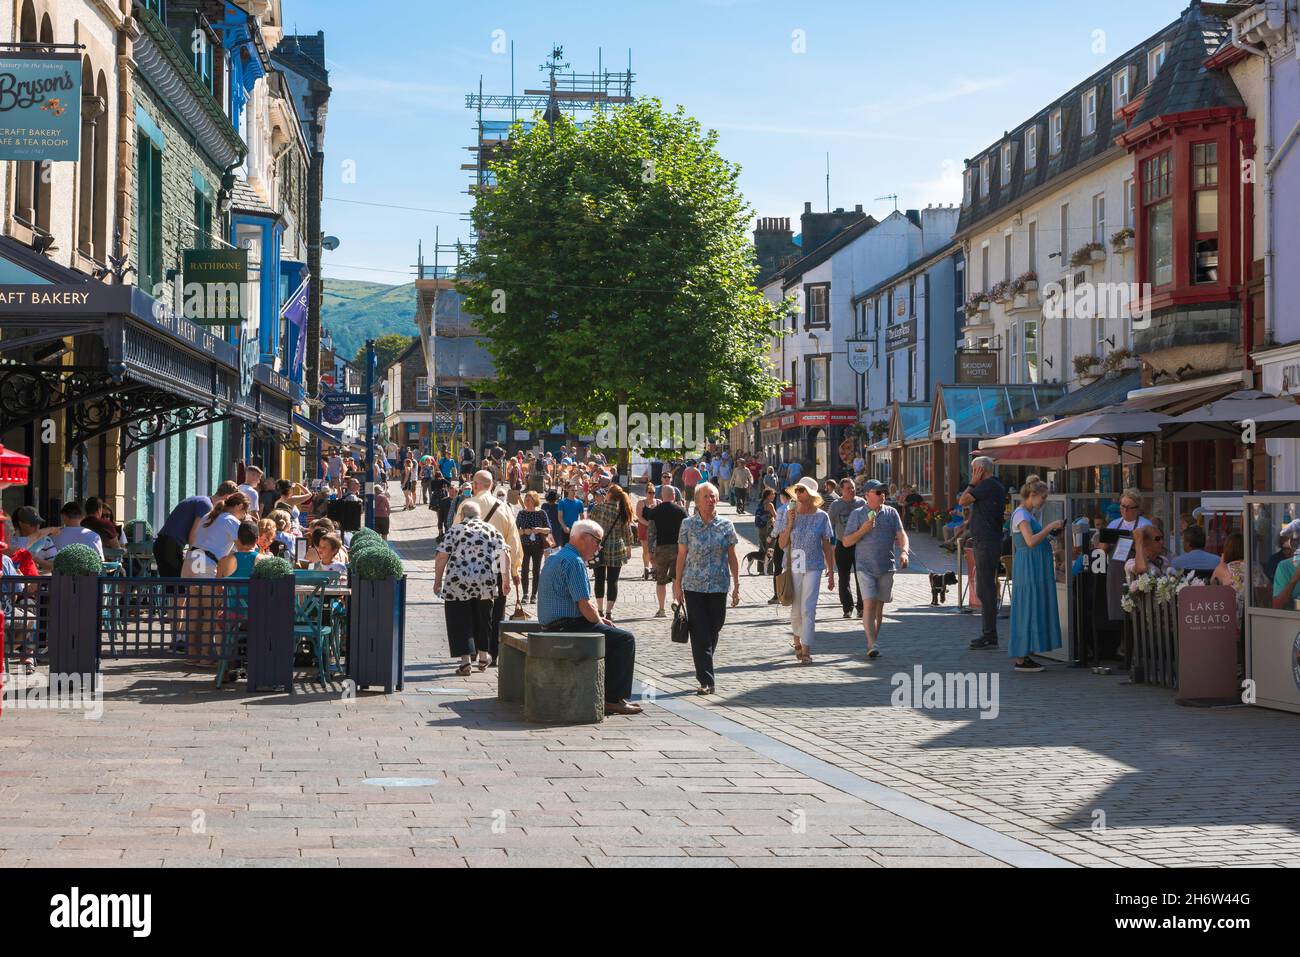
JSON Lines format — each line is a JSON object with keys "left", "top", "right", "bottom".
{"left": 515, "top": 490, "right": 554, "bottom": 603}
{"left": 673, "top": 483, "right": 740, "bottom": 695}
{"left": 777, "top": 477, "right": 835, "bottom": 663}
{"left": 588, "top": 483, "right": 635, "bottom": 621}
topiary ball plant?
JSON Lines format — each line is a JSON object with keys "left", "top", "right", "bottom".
{"left": 249, "top": 556, "right": 294, "bottom": 580}
{"left": 350, "top": 528, "right": 382, "bottom": 547}
{"left": 51, "top": 543, "right": 103, "bottom": 577}
{"left": 354, "top": 547, "right": 404, "bottom": 581}
{"left": 347, "top": 539, "right": 388, "bottom": 564}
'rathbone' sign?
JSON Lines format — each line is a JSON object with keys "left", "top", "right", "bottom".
{"left": 0, "top": 53, "right": 80, "bottom": 161}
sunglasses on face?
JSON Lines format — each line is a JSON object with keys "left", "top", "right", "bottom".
{"left": 1121, "top": 503, "right": 1139, "bottom": 510}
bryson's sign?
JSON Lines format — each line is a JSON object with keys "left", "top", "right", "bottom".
{"left": 0, "top": 52, "right": 81, "bottom": 161}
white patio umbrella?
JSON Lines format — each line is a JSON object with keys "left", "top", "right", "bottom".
{"left": 1160, "top": 390, "right": 1300, "bottom": 490}
{"left": 1026, "top": 404, "right": 1174, "bottom": 474}
{"left": 1159, "top": 390, "right": 1300, "bottom": 443}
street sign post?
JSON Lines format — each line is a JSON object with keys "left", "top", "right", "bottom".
{"left": 364, "top": 340, "right": 376, "bottom": 529}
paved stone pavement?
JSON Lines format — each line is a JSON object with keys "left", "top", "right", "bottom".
{"left": 3, "top": 489, "right": 1295, "bottom": 868}
{"left": 615, "top": 497, "right": 1300, "bottom": 868}
{"left": 0, "top": 490, "right": 1032, "bottom": 869}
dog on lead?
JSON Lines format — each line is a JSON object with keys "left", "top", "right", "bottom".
{"left": 929, "top": 571, "right": 958, "bottom": 604}
{"left": 743, "top": 548, "right": 771, "bottom": 576}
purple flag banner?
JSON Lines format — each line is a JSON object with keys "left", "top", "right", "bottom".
{"left": 283, "top": 278, "right": 310, "bottom": 383}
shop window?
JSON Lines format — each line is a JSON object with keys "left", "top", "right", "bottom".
{"left": 907, "top": 445, "right": 933, "bottom": 495}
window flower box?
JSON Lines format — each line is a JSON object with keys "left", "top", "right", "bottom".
{"left": 1069, "top": 242, "right": 1106, "bottom": 269}
{"left": 1110, "top": 227, "right": 1135, "bottom": 254}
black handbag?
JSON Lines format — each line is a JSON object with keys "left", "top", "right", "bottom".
{"left": 671, "top": 601, "right": 690, "bottom": 644}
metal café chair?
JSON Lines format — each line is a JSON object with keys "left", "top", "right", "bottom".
{"left": 293, "top": 569, "right": 344, "bottom": 684}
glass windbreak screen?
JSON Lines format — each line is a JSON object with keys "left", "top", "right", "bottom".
{"left": 1252, "top": 501, "right": 1300, "bottom": 611}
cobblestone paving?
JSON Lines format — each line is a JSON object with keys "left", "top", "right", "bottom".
{"left": 617, "top": 500, "right": 1300, "bottom": 868}
{"left": 5, "top": 491, "right": 1295, "bottom": 867}
{"left": 0, "top": 491, "right": 1014, "bottom": 869}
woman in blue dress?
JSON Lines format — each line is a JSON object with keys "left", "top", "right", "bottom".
{"left": 1009, "top": 475, "right": 1064, "bottom": 673}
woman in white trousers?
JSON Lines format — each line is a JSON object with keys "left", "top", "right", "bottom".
{"left": 777, "top": 477, "right": 836, "bottom": 663}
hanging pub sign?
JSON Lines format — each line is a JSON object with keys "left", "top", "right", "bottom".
{"left": 845, "top": 337, "right": 872, "bottom": 375}
{"left": 0, "top": 52, "right": 81, "bottom": 161}
{"left": 885, "top": 319, "right": 916, "bottom": 353}
{"left": 181, "top": 248, "right": 249, "bottom": 325}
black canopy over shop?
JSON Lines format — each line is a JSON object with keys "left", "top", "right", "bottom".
{"left": 0, "top": 238, "right": 293, "bottom": 510}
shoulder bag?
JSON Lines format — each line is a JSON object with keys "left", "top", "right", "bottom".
{"left": 671, "top": 601, "right": 690, "bottom": 644}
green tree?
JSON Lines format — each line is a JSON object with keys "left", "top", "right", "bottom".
{"left": 461, "top": 98, "right": 787, "bottom": 461}
{"left": 354, "top": 333, "right": 416, "bottom": 374}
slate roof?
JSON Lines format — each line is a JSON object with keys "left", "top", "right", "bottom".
{"left": 1131, "top": 2, "right": 1245, "bottom": 126}
{"left": 1037, "top": 370, "right": 1141, "bottom": 417}
{"left": 230, "top": 181, "right": 279, "bottom": 219}
{"left": 955, "top": 11, "right": 1187, "bottom": 237}
{"left": 272, "top": 33, "right": 329, "bottom": 86}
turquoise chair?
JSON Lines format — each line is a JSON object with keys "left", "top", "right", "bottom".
{"left": 293, "top": 570, "right": 343, "bottom": 684}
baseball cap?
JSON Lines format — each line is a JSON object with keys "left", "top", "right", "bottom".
{"left": 12, "top": 505, "right": 43, "bottom": 526}
{"left": 861, "top": 479, "right": 886, "bottom": 493}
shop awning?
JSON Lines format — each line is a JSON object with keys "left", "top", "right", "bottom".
{"left": 293, "top": 412, "right": 345, "bottom": 446}
{"left": 1120, "top": 369, "right": 1251, "bottom": 414}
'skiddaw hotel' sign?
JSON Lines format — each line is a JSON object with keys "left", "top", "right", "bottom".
{"left": 0, "top": 52, "right": 81, "bottom": 161}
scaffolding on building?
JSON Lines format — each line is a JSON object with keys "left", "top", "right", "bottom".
{"left": 462, "top": 44, "right": 635, "bottom": 196}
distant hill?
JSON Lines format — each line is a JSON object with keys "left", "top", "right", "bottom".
{"left": 320, "top": 279, "right": 417, "bottom": 362}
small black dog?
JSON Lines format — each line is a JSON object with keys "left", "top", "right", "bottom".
{"left": 929, "top": 571, "right": 958, "bottom": 604}
{"left": 743, "top": 548, "right": 769, "bottom": 575}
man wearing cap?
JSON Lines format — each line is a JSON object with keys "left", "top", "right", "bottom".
{"left": 827, "top": 477, "right": 866, "bottom": 619}
{"left": 841, "top": 479, "right": 908, "bottom": 658}
{"left": 8, "top": 505, "right": 58, "bottom": 570}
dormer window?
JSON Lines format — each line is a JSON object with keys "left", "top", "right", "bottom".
{"left": 1148, "top": 44, "right": 1167, "bottom": 80}
{"left": 980, "top": 156, "right": 990, "bottom": 197}
{"left": 1113, "top": 68, "right": 1131, "bottom": 111}
{"left": 1082, "top": 88, "right": 1098, "bottom": 137}
{"left": 963, "top": 168, "right": 973, "bottom": 205}
{"left": 1050, "top": 109, "right": 1063, "bottom": 155}
{"left": 1025, "top": 126, "right": 1038, "bottom": 170}
{"left": 1001, "top": 143, "right": 1012, "bottom": 185}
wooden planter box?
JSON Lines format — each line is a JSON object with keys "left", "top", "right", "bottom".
{"left": 245, "top": 577, "right": 296, "bottom": 693}
{"left": 47, "top": 574, "right": 100, "bottom": 692}
{"left": 1127, "top": 592, "right": 1178, "bottom": 687}
{"left": 349, "top": 576, "right": 406, "bottom": 694}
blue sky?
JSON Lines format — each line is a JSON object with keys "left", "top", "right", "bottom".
{"left": 289, "top": 0, "right": 1187, "bottom": 285}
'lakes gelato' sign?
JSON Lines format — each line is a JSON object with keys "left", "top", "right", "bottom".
{"left": 0, "top": 53, "right": 80, "bottom": 161}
